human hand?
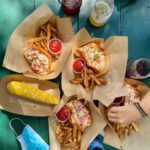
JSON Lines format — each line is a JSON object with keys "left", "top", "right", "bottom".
{"left": 107, "top": 104, "right": 142, "bottom": 127}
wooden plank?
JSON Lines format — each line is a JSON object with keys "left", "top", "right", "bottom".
{"left": 120, "top": 0, "right": 150, "bottom": 86}
{"left": 0, "top": 1, "right": 36, "bottom": 150}
{"left": 35, "top": 0, "right": 79, "bottom": 32}
{"left": 0, "top": 0, "right": 35, "bottom": 80}
{"left": 79, "top": 0, "right": 120, "bottom": 38}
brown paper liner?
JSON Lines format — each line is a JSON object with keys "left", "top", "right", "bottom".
{"left": 0, "top": 74, "right": 60, "bottom": 116}
{"left": 101, "top": 78, "right": 149, "bottom": 149}
{"left": 48, "top": 95, "right": 107, "bottom": 150}
{"left": 62, "top": 28, "right": 128, "bottom": 106}
{"left": 3, "top": 3, "right": 74, "bottom": 80}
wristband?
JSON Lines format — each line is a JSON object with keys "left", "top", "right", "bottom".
{"left": 133, "top": 102, "right": 148, "bottom": 117}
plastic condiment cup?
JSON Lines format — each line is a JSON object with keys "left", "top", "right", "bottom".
{"left": 55, "top": 106, "right": 70, "bottom": 123}
{"left": 72, "top": 58, "right": 86, "bottom": 74}
{"left": 48, "top": 38, "right": 63, "bottom": 55}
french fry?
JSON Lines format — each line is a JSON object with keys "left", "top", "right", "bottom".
{"left": 117, "top": 127, "right": 125, "bottom": 137}
{"left": 62, "top": 142, "right": 75, "bottom": 149}
{"left": 131, "top": 123, "right": 140, "bottom": 132}
{"left": 57, "top": 136, "right": 63, "bottom": 143}
{"left": 64, "top": 132, "right": 72, "bottom": 144}
{"left": 115, "top": 124, "right": 120, "bottom": 132}
{"left": 77, "top": 129, "right": 82, "bottom": 143}
{"left": 47, "top": 24, "right": 51, "bottom": 41}
{"left": 87, "top": 69, "right": 94, "bottom": 75}
{"left": 34, "top": 42, "right": 43, "bottom": 49}
{"left": 41, "top": 30, "right": 47, "bottom": 36}
{"left": 62, "top": 127, "right": 72, "bottom": 130}
{"left": 70, "top": 78, "right": 82, "bottom": 84}
{"left": 30, "top": 44, "right": 49, "bottom": 54}
{"left": 128, "top": 124, "right": 133, "bottom": 136}
{"left": 59, "top": 131, "right": 64, "bottom": 137}
{"left": 39, "top": 31, "right": 45, "bottom": 37}
{"left": 56, "top": 124, "right": 61, "bottom": 135}
{"left": 73, "top": 124, "right": 77, "bottom": 138}
{"left": 89, "top": 78, "right": 94, "bottom": 90}
{"left": 40, "top": 40, "right": 48, "bottom": 51}
{"left": 74, "top": 144, "right": 80, "bottom": 150}
{"left": 41, "top": 25, "right": 47, "bottom": 33}
{"left": 89, "top": 74, "right": 101, "bottom": 86}
{"left": 27, "top": 37, "right": 46, "bottom": 43}
{"left": 97, "top": 78, "right": 107, "bottom": 85}
{"left": 83, "top": 70, "right": 89, "bottom": 91}
{"left": 51, "top": 26, "right": 57, "bottom": 34}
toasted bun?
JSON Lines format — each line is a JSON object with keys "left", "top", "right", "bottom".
{"left": 76, "top": 42, "right": 109, "bottom": 73}
{"left": 66, "top": 100, "right": 92, "bottom": 131}
{"left": 85, "top": 43, "right": 100, "bottom": 51}
{"left": 23, "top": 46, "right": 52, "bottom": 75}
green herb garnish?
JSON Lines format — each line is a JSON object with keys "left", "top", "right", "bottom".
{"left": 94, "top": 53, "right": 100, "bottom": 59}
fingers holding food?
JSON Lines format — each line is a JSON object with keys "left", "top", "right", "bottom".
{"left": 108, "top": 84, "right": 142, "bottom": 137}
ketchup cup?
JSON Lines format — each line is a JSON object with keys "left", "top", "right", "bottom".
{"left": 48, "top": 38, "right": 63, "bottom": 55}
{"left": 55, "top": 106, "right": 70, "bottom": 123}
{"left": 72, "top": 58, "right": 85, "bottom": 74}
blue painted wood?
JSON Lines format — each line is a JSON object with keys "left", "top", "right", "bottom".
{"left": 0, "top": 0, "right": 150, "bottom": 150}
{"left": 120, "top": 0, "right": 150, "bottom": 86}
{"left": 0, "top": 0, "right": 35, "bottom": 79}
{"left": 0, "top": 1, "right": 46, "bottom": 150}
{"left": 79, "top": 0, "right": 120, "bottom": 38}
{"left": 35, "top": 0, "right": 79, "bottom": 32}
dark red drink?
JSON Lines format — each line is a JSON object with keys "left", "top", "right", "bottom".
{"left": 61, "top": 0, "right": 82, "bottom": 15}
{"left": 113, "top": 96, "right": 125, "bottom": 106}
{"left": 56, "top": 106, "right": 70, "bottom": 122}
{"left": 126, "top": 58, "right": 150, "bottom": 79}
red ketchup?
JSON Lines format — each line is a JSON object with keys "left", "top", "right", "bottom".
{"left": 48, "top": 39, "right": 63, "bottom": 55}
{"left": 113, "top": 97, "right": 125, "bottom": 106}
{"left": 73, "top": 58, "right": 85, "bottom": 73}
{"left": 56, "top": 107, "right": 70, "bottom": 122}
{"left": 61, "top": 0, "right": 82, "bottom": 15}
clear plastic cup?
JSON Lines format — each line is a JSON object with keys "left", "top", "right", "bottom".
{"left": 89, "top": 0, "right": 114, "bottom": 27}
{"left": 126, "top": 58, "right": 150, "bottom": 79}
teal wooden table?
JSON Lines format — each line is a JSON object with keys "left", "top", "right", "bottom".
{"left": 0, "top": 0, "right": 150, "bottom": 150}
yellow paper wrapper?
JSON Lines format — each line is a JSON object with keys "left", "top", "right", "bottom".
{"left": 0, "top": 74, "right": 60, "bottom": 116}
{"left": 48, "top": 95, "right": 107, "bottom": 150}
{"left": 62, "top": 28, "right": 128, "bottom": 106}
{"left": 3, "top": 3, "right": 74, "bottom": 80}
{"left": 102, "top": 78, "right": 149, "bottom": 149}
